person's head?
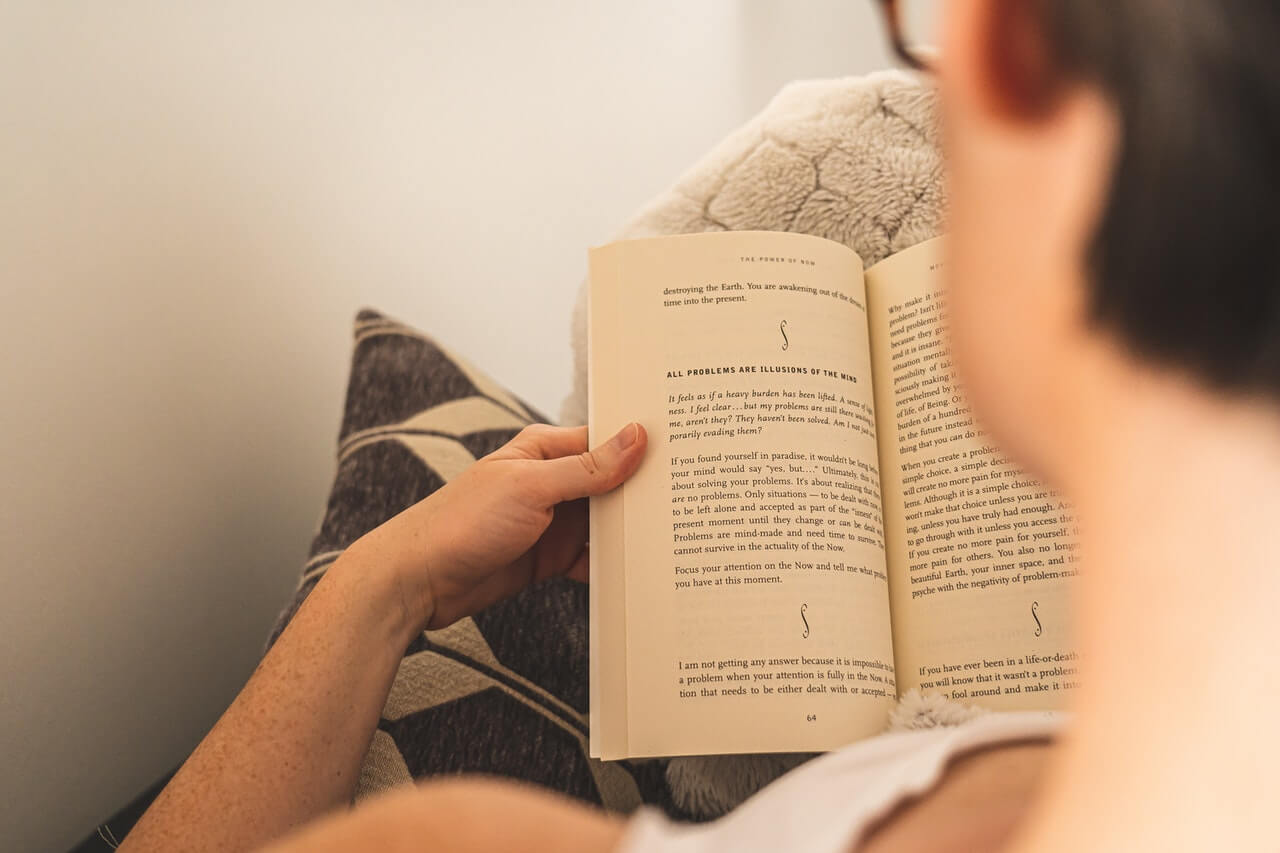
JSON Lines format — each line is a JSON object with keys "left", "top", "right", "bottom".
{"left": 917, "top": 1, "right": 1280, "bottom": 481}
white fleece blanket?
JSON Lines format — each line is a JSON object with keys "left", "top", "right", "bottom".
{"left": 562, "top": 70, "right": 943, "bottom": 426}
{"left": 561, "top": 71, "right": 954, "bottom": 819}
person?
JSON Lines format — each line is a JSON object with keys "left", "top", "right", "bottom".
{"left": 121, "top": 0, "right": 1280, "bottom": 850}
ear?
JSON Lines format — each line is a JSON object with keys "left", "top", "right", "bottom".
{"left": 942, "top": 0, "right": 1062, "bottom": 124}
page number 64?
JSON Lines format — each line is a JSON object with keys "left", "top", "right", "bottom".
{"left": 806, "top": 714, "right": 818, "bottom": 722}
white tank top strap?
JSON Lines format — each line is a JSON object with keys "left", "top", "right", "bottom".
{"left": 617, "top": 710, "right": 1067, "bottom": 853}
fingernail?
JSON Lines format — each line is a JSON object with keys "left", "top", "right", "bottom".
{"left": 610, "top": 422, "right": 638, "bottom": 451}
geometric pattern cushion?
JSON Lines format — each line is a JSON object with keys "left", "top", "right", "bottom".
{"left": 265, "top": 310, "right": 682, "bottom": 818}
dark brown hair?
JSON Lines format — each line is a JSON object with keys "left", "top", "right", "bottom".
{"left": 1035, "top": 2, "right": 1280, "bottom": 395}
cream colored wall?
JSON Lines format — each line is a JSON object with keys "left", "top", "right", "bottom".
{"left": 0, "top": 3, "right": 897, "bottom": 849}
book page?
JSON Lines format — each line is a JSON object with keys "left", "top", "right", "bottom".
{"left": 589, "top": 231, "right": 896, "bottom": 759}
{"left": 866, "top": 238, "right": 1080, "bottom": 710}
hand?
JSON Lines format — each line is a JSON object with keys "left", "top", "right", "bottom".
{"left": 350, "top": 422, "right": 647, "bottom": 631}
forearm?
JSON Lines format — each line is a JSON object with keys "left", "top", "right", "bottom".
{"left": 122, "top": 542, "right": 425, "bottom": 852}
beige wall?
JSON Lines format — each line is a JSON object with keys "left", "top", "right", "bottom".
{"left": 0, "top": 2, "right": 897, "bottom": 849}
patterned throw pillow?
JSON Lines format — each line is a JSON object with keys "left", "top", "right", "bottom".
{"left": 266, "top": 310, "right": 678, "bottom": 816}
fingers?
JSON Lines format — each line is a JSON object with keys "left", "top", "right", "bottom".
{"left": 532, "top": 498, "right": 588, "bottom": 582}
{"left": 497, "top": 424, "right": 589, "bottom": 461}
{"left": 564, "top": 545, "right": 589, "bottom": 583}
{"left": 541, "top": 422, "right": 647, "bottom": 503}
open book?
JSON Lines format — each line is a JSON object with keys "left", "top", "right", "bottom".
{"left": 588, "top": 231, "right": 1079, "bottom": 760}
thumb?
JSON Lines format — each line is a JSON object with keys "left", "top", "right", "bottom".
{"left": 540, "top": 422, "right": 647, "bottom": 503}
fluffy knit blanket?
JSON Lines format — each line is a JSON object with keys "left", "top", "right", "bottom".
{"left": 562, "top": 70, "right": 944, "bottom": 425}
{"left": 560, "top": 71, "right": 967, "bottom": 818}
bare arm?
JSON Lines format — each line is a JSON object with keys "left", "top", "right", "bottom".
{"left": 257, "top": 739, "right": 1050, "bottom": 853}
{"left": 121, "top": 423, "right": 647, "bottom": 852}
{"left": 261, "top": 778, "right": 626, "bottom": 853}
{"left": 120, "top": 544, "right": 424, "bottom": 851}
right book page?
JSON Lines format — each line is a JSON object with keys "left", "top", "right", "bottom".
{"left": 865, "top": 237, "right": 1081, "bottom": 710}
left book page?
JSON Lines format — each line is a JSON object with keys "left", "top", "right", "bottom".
{"left": 589, "top": 231, "right": 896, "bottom": 759}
